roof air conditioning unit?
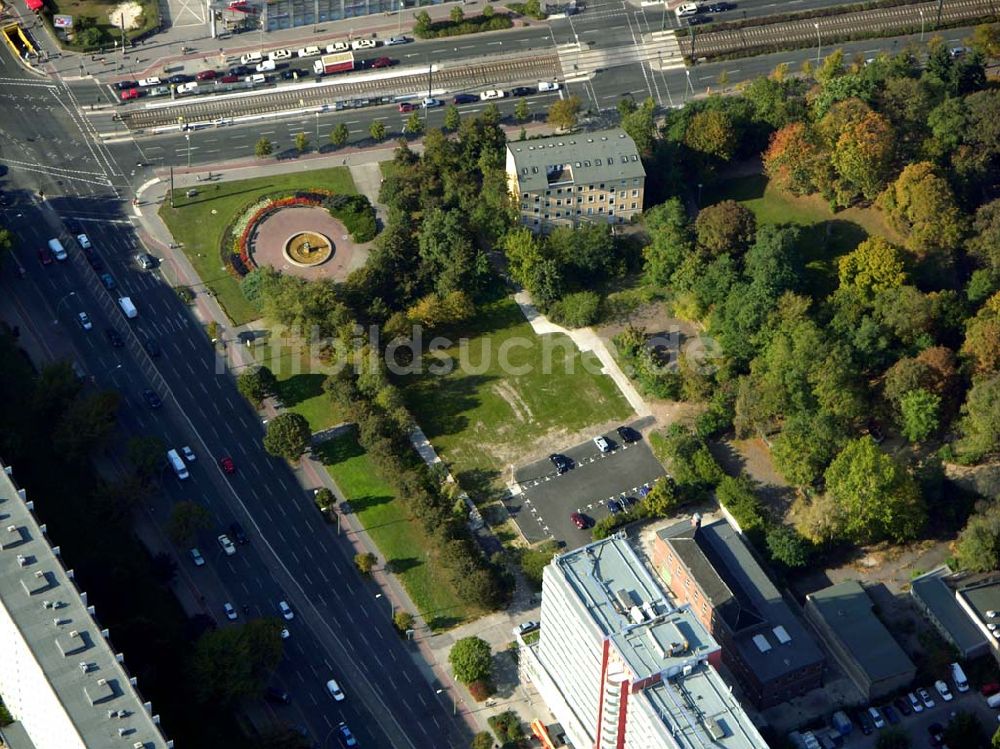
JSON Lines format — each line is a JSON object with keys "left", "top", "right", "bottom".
{"left": 34, "top": 570, "right": 44, "bottom": 578}
{"left": 6, "top": 525, "right": 16, "bottom": 532}
{"left": 97, "top": 678, "right": 107, "bottom": 686}
{"left": 119, "top": 728, "right": 128, "bottom": 737}
{"left": 988, "top": 610, "right": 997, "bottom": 618}
{"left": 69, "top": 630, "right": 79, "bottom": 638}
{"left": 16, "top": 554, "right": 26, "bottom": 566}
{"left": 43, "top": 600, "right": 52, "bottom": 609}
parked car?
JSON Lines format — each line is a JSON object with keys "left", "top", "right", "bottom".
{"left": 934, "top": 680, "right": 953, "bottom": 701}
{"left": 240, "top": 51, "right": 263, "bottom": 65}
{"left": 137, "top": 76, "right": 162, "bottom": 87}
{"left": 190, "top": 547, "right": 205, "bottom": 566}
{"left": 453, "top": 93, "right": 478, "bottom": 104}
{"left": 893, "top": 695, "right": 912, "bottom": 716}
{"left": 981, "top": 682, "right": 1000, "bottom": 696}
{"left": 268, "top": 48, "right": 292, "bottom": 60}
{"left": 351, "top": 38, "right": 377, "bottom": 50}
{"left": 228, "top": 65, "right": 252, "bottom": 76}
{"left": 867, "top": 706, "right": 885, "bottom": 729}
{"left": 385, "top": 35, "right": 410, "bottom": 45}
{"left": 297, "top": 45, "right": 321, "bottom": 57}
{"left": 512, "top": 620, "right": 538, "bottom": 636}
{"left": 882, "top": 704, "right": 899, "bottom": 725}
{"left": 135, "top": 252, "right": 156, "bottom": 269}
{"left": 511, "top": 86, "right": 534, "bottom": 96}
{"left": 217, "top": 534, "right": 236, "bottom": 556}
{"left": 570, "top": 511, "right": 589, "bottom": 529}
{"left": 83, "top": 246, "right": 102, "bottom": 269}
{"left": 223, "top": 602, "right": 238, "bottom": 620}
{"left": 397, "top": 102, "right": 415, "bottom": 112}
{"left": 593, "top": 435, "right": 611, "bottom": 453}
{"left": 195, "top": 70, "right": 217, "bottom": 80}
{"left": 255, "top": 59, "right": 276, "bottom": 72}
{"left": 617, "top": 425, "right": 641, "bottom": 443}
{"left": 607, "top": 498, "right": 623, "bottom": 515}
{"left": 549, "top": 453, "right": 571, "bottom": 474}
{"left": 279, "top": 600, "right": 294, "bottom": 620}
{"left": 105, "top": 328, "right": 124, "bottom": 348}
{"left": 181, "top": 446, "right": 196, "bottom": 462}
{"left": 37, "top": 246, "right": 53, "bottom": 265}
{"left": 326, "top": 679, "right": 345, "bottom": 701}
{"left": 229, "top": 521, "right": 249, "bottom": 545}
{"left": 422, "top": 97, "right": 443, "bottom": 108}
{"left": 907, "top": 691, "right": 924, "bottom": 712}
{"left": 141, "top": 335, "right": 160, "bottom": 358}
{"left": 220, "top": 74, "right": 240, "bottom": 83}
{"left": 167, "top": 73, "right": 190, "bottom": 84}
{"left": 114, "top": 79, "right": 138, "bottom": 90}
{"left": 917, "top": 687, "right": 936, "bottom": 709}
{"left": 142, "top": 388, "right": 162, "bottom": 409}
{"left": 928, "top": 722, "right": 945, "bottom": 747}
{"left": 370, "top": 56, "right": 394, "bottom": 68}
{"left": 77, "top": 312, "right": 93, "bottom": 331}
{"left": 219, "top": 456, "right": 236, "bottom": 474}
{"left": 336, "top": 722, "right": 357, "bottom": 747}
{"left": 856, "top": 709, "right": 873, "bottom": 735}
{"left": 479, "top": 88, "right": 506, "bottom": 100}
{"left": 279, "top": 69, "right": 297, "bottom": 80}
{"left": 99, "top": 272, "right": 116, "bottom": 289}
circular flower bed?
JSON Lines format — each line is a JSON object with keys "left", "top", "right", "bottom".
{"left": 284, "top": 231, "right": 333, "bottom": 267}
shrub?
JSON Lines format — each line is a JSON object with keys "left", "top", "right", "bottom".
{"left": 467, "top": 680, "right": 493, "bottom": 702}
{"left": 354, "top": 552, "right": 377, "bottom": 576}
{"left": 449, "top": 636, "right": 492, "bottom": 684}
{"left": 520, "top": 541, "right": 559, "bottom": 589}
{"left": 548, "top": 290, "right": 601, "bottom": 328}
{"left": 488, "top": 711, "right": 524, "bottom": 744}
{"left": 393, "top": 610, "right": 415, "bottom": 634}
{"left": 314, "top": 487, "right": 335, "bottom": 511}
{"left": 716, "top": 475, "right": 768, "bottom": 536}
{"left": 324, "top": 193, "right": 377, "bottom": 243}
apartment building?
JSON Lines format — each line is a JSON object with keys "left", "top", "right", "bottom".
{"left": 519, "top": 535, "right": 768, "bottom": 749}
{"left": 505, "top": 129, "right": 646, "bottom": 232}
{"left": 0, "top": 460, "right": 171, "bottom": 749}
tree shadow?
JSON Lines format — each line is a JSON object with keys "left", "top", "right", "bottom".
{"left": 386, "top": 556, "right": 421, "bottom": 574}
{"left": 312, "top": 431, "right": 362, "bottom": 465}
{"left": 798, "top": 219, "right": 868, "bottom": 298}
{"left": 454, "top": 466, "right": 502, "bottom": 502}
{"left": 275, "top": 372, "right": 326, "bottom": 407}
{"left": 347, "top": 492, "right": 397, "bottom": 515}
{"left": 402, "top": 373, "right": 495, "bottom": 441}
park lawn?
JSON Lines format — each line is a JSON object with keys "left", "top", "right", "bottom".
{"left": 401, "top": 297, "right": 633, "bottom": 496}
{"left": 712, "top": 174, "right": 902, "bottom": 298}
{"left": 251, "top": 338, "right": 343, "bottom": 432}
{"left": 316, "top": 432, "right": 475, "bottom": 630}
{"left": 158, "top": 167, "right": 356, "bottom": 326}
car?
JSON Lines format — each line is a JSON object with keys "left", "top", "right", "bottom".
{"left": 326, "top": 679, "right": 346, "bottom": 701}
{"left": 181, "top": 446, "right": 196, "bottom": 462}
{"left": 370, "top": 56, "right": 394, "bottom": 68}
{"left": 351, "top": 38, "right": 377, "bottom": 50}
{"left": 268, "top": 48, "right": 292, "bottom": 60}
{"left": 619, "top": 493, "right": 637, "bottom": 508}
{"left": 265, "top": 686, "right": 291, "bottom": 704}
{"left": 687, "top": 15, "right": 710, "bottom": 24}
{"left": 142, "top": 388, "right": 162, "bottom": 408}
{"left": 141, "top": 335, "right": 160, "bottom": 358}
{"left": 147, "top": 85, "right": 170, "bottom": 97}
{"left": 217, "top": 534, "right": 236, "bottom": 555}
{"left": 137, "top": 76, "right": 162, "bottom": 87}
{"left": 607, "top": 499, "right": 623, "bottom": 515}
{"left": 907, "top": 691, "right": 924, "bottom": 713}
{"left": 83, "top": 246, "right": 102, "bottom": 269}
{"left": 167, "top": 74, "right": 190, "bottom": 84}
{"left": 245, "top": 73, "right": 267, "bottom": 85}
{"left": 511, "top": 86, "right": 534, "bottom": 96}
{"left": 513, "top": 620, "right": 539, "bottom": 636}
{"left": 240, "top": 51, "right": 263, "bottom": 65}
{"left": 385, "top": 35, "right": 410, "bottom": 45}
{"left": 480, "top": 89, "right": 506, "bottom": 100}
{"left": 928, "top": 722, "right": 945, "bottom": 747}
{"left": 593, "top": 435, "right": 611, "bottom": 453}
{"left": 279, "top": 69, "right": 297, "bottom": 79}
{"left": 229, "top": 521, "right": 249, "bottom": 544}
{"left": 398, "top": 102, "right": 416, "bottom": 113}
{"left": 336, "top": 722, "right": 357, "bottom": 747}
{"left": 255, "top": 59, "right": 276, "bottom": 72}
{"left": 327, "top": 41, "right": 351, "bottom": 52}
{"left": 105, "top": 328, "right": 124, "bottom": 348}
{"left": 280, "top": 627, "right": 290, "bottom": 639}
{"left": 114, "top": 79, "right": 138, "bottom": 90}
{"left": 950, "top": 46, "right": 969, "bottom": 57}
{"left": 279, "top": 600, "right": 294, "bottom": 620}
{"left": 99, "top": 273, "right": 116, "bottom": 290}
{"left": 220, "top": 74, "right": 239, "bottom": 83}
{"left": 856, "top": 709, "right": 873, "bottom": 735}
{"left": 934, "top": 680, "right": 953, "bottom": 701}
{"left": 893, "top": 696, "right": 912, "bottom": 716}
{"left": 570, "top": 512, "right": 589, "bottom": 529}
{"left": 76, "top": 233, "right": 92, "bottom": 249}
{"left": 982, "top": 682, "right": 1000, "bottom": 697}
{"left": 537, "top": 80, "right": 560, "bottom": 92}
{"left": 918, "top": 687, "right": 936, "bottom": 709}
{"left": 223, "top": 602, "right": 238, "bottom": 620}
{"left": 707, "top": 1, "right": 734, "bottom": 10}
{"left": 219, "top": 456, "right": 236, "bottom": 474}
{"left": 228, "top": 65, "right": 252, "bottom": 76}
{"left": 422, "top": 97, "right": 443, "bottom": 108}
{"left": 549, "top": 453, "right": 571, "bottom": 474}
{"left": 297, "top": 45, "right": 321, "bottom": 57}
{"left": 867, "top": 706, "right": 885, "bottom": 729}
{"left": 135, "top": 252, "right": 156, "bottom": 270}
{"left": 882, "top": 704, "right": 899, "bottom": 725}
{"left": 77, "top": 312, "right": 93, "bottom": 331}
{"left": 190, "top": 547, "right": 205, "bottom": 566}
{"left": 617, "top": 425, "right": 640, "bottom": 444}
{"left": 37, "top": 246, "right": 53, "bottom": 265}
{"left": 453, "top": 93, "right": 478, "bottom": 104}
{"left": 195, "top": 70, "right": 217, "bottom": 80}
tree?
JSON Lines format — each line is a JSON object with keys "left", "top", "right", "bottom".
{"left": 694, "top": 200, "right": 756, "bottom": 257}
{"left": 994, "top": 725, "right": 1000, "bottom": 749}
{"left": 482, "top": 3, "right": 494, "bottom": 17}
{"left": 642, "top": 197, "right": 693, "bottom": 286}
{"left": 771, "top": 411, "right": 846, "bottom": 486}
{"left": 957, "top": 502, "right": 1000, "bottom": 572}
{"left": 329, "top": 122, "right": 349, "bottom": 148}
{"left": 404, "top": 111, "right": 423, "bottom": 136}
{"left": 126, "top": 435, "right": 166, "bottom": 481}
{"left": 314, "top": 487, "right": 335, "bottom": 511}
{"left": 766, "top": 525, "right": 811, "bottom": 568}
{"left": 877, "top": 161, "right": 965, "bottom": 257}
{"left": 956, "top": 374, "right": 1000, "bottom": 461}
{"left": 471, "top": 732, "right": 494, "bottom": 749}
{"left": 621, "top": 97, "right": 656, "bottom": 155}
{"left": 684, "top": 108, "right": 738, "bottom": 162}
{"left": 167, "top": 501, "right": 211, "bottom": 546}
{"left": 237, "top": 366, "right": 277, "bottom": 408}
{"left": 294, "top": 131, "right": 309, "bottom": 153}
{"left": 837, "top": 236, "right": 907, "bottom": 293}
{"left": 968, "top": 198, "right": 1000, "bottom": 275}
{"left": 254, "top": 137, "right": 274, "bottom": 158}
{"left": 824, "top": 436, "right": 925, "bottom": 543}
{"left": 899, "top": 389, "right": 940, "bottom": 443}
{"left": 450, "top": 5, "right": 464, "bottom": 22}
{"left": 830, "top": 110, "right": 896, "bottom": 203}
{"left": 875, "top": 729, "right": 910, "bottom": 749}
{"left": 943, "top": 710, "right": 985, "bottom": 749}
{"left": 763, "top": 122, "right": 827, "bottom": 195}
{"left": 190, "top": 620, "right": 283, "bottom": 706}
{"left": 53, "top": 391, "right": 120, "bottom": 462}
{"left": 444, "top": 104, "right": 461, "bottom": 131}
{"left": 413, "top": 9, "right": 432, "bottom": 35}
{"left": 0, "top": 227, "right": 15, "bottom": 256}
{"left": 520, "top": 542, "right": 559, "bottom": 588}
{"left": 354, "top": 552, "right": 376, "bottom": 576}
{"left": 514, "top": 98, "right": 530, "bottom": 123}
{"left": 369, "top": 120, "right": 387, "bottom": 142}
{"left": 393, "top": 610, "right": 415, "bottom": 634}
{"left": 547, "top": 96, "right": 581, "bottom": 131}
{"left": 448, "top": 636, "right": 492, "bottom": 684}
{"left": 262, "top": 412, "right": 312, "bottom": 461}
{"left": 962, "top": 297, "right": 1000, "bottom": 374}
{"left": 971, "top": 22, "right": 1000, "bottom": 58}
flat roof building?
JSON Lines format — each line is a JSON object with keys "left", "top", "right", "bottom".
{"left": 506, "top": 128, "right": 646, "bottom": 232}
{"left": 0, "top": 460, "right": 171, "bottom": 749}
{"left": 910, "top": 567, "right": 990, "bottom": 660}
{"left": 520, "top": 535, "right": 768, "bottom": 749}
{"left": 955, "top": 576, "right": 1000, "bottom": 663}
{"left": 653, "top": 518, "right": 825, "bottom": 708}
{"left": 804, "top": 581, "right": 915, "bottom": 701}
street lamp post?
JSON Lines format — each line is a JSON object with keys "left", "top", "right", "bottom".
{"left": 436, "top": 688, "right": 458, "bottom": 716}
{"left": 53, "top": 291, "right": 76, "bottom": 323}
{"left": 398, "top": 0, "right": 404, "bottom": 35}
{"left": 375, "top": 592, "right": 394, "bottom": 619}
{"left": 919, "top": 9, "right": 925, "bottom": 42}
{"left": 185, "top": 133, "right": 191, "bottom": 168}
{"left": 315, "top": 111, "right": 320, "bottom": 139}
{"left": 814, "top": 22, "right": 821, "bottom": 65}
{"left": 684, "top": 68, "right": 694, "bottom": 99}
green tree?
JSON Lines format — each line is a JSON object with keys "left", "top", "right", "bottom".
{"left": 771, "top": 412, "right": 846, "bottom": 486}
{"left": 899, "top": 388, "right": 940, "bottom": 443}
{"left": 621, "top": 97, "right": 656, "bottom": 155}
{"left": 824, "top": 436, "right": 925, "bottom": 543}
{"left": 369, "top": 120, "right": 387, "bottom": 142}
{"left": 482, "top": 3, "right": 494, "bottom": 17}
{"left": 53, "top": 391, "right": 120, "bottom": 462}
{"left": 237, "top": 366, "right": 277, "bottom": 408}
{"left": 190, "top": 620, "right": 284, "bottom": 706}
{"left": 444, "top": 104, "right": 461, "bottom": 131}
{"left": 294, "top": 131, "right": 309, "bottom": 153}
{"left": 956, "top": 374, "right": 1000, "bottom": 461}
{"left": 645, "top": 477, "right": 681, "bottom": 516}
{"left": 471, "top": 732, "right": 494, "bottom": 749}
{"left": 962, "top": 298, "right": 1000, "bottom": 375}
{"left": 413, "top": 9, "right": 432, "bottom": 35}
{"left": 520, "top": 542, "right": 559, "bottom": 588}
{"left": 254, "top": 137, "right": 274, "bottom": 158}
{"left": 514, "top": 98, "right": 530, "bottom": 123}
{"left": 126, "top": 435, "right": 166, "bottom": 481}
{"left": 642, "top": 197, "right": 693, "bottom": 285}
{"left": 354, "top": 552, "right": 377, "bottom": 576}
{"left": 943, "top": 710, "right": 985, "bottom": 749}
{"left": 547, "top": 96, "right": 581, "bottom": 131}
{"left": 329, "top": 122, "right": 349, "bottom": 148}
{"left": 957, "top": 503, "right": 1000, "bottom": 572}
{"left": 763, "top": 121, "right": 828, "bottom": 195}
{"left": 837, "top": 236, "right": 907, "bottom": 293}
{"left": 167, "top": 500, "right": 211, "bottom": 546}
{"left": 314, "top": 487, "right": 335, "bottom": 511}
{"left": 524, "top": 0, "right": 541, "bottom": 16}
{"left": 262, "top": 412, "right": 312, "bottom": 461}
{"left": 450, "top": 5, "right": 464, "bottom": 23}
{"left": 694, "top": 200, "right": 756, "bottom": 257}
{"left": 830, "top": 110, "right": 896, "bottom": 203}
{"left": 0, "top": 227, "right": 16, "bottom": 256}
{"left": 405, "top": 111, "right": 423, "bottom": 135}
{"left": 393, "top": 610, "right": 415, "bottom": 634}
{"left": 766, "top": 525, "right": 811, "bottom": 568}
{"left": 968, "top": 198, "right": 1000, "bottom": 275}
{"left": 877, "top": 161, "right": 965, "bottom": 258}
{"left": 684, "top": 108, "right": 738, "bottom": 162}
{"left": 448, "top": 636, "right": 492, "bottom": 684}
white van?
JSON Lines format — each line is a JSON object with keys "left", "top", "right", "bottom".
{"left": 950, "top": 662, "right": 969, "bottom": 692}
{"left": 48, "top": 238, "right": 67, "bottom": 261}
{"left": 537, "top": 80, "right": 561, "bottom": 92}
{"left": 167, "top": 449, "right": 189, "bottom": 479}
{"left": 118, "top": 296, "right": 138, "bottom": 319}
{"left": 240, "top": 51, "right": 263, "bottom": 65}
{"left": 675, "top": 2, "right": 699, "bottom": 17}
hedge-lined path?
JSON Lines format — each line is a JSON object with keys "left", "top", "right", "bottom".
{"left": 252, "top": 205, "right": 367, "bottom": 280}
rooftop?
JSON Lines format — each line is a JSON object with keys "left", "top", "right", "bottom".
{"left": 553, "top": 537, "right": 767, "bottom": 749}
{"left": 959, "top": 577, "right": 1000, "bottom": 631}
{"left": 911, "top": 568, "right": 988, "bottom": 655}
{"left": 658, "top": 519, "right": 825, "bottom": 681}
{"left": 806, "top": 581, "right": 914, "bottom": 682}
{"left": 0, "top": 462, "right": 170, "bottom": 749}
{"left": 507, "top": 128, "right": 646, "bottom": 193}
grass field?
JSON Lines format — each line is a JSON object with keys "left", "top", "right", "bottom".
{"left": 158, "top": 167, "right": 356, "bottom": 326}
{"left": 401, "top": 298, "right": 632, "bottom": 496}
{"left": 251, "top": 339, "right": 342, "bottom": 432}
{"left": 316, "top": 432, "right": 474, "bottom": 630}
{"left": 712, "top": 174, "right": 902, "bottom": 298}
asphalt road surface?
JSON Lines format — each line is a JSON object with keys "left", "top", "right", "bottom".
{"left": 0, "top": 43, "right": 467, "bottom": 749}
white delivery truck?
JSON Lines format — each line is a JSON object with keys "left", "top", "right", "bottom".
{"left": 167, "top": 449, "right": 189, "bottom": 479}
{"left": 950, "top": 662, "right": 969, "bottom": 692}
{"left": 118, "top": 296, "right": 138, "bottom": 319}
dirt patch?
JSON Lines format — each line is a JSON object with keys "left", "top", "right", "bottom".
{"left": 492, "top": 382, "right": 534, "bottom": 423}
{"left": 110, "top": 1, "right": 144, "bottom": 30}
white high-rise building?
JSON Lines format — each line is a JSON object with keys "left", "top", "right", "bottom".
{"left": 0, "top": 461, "right": 171, "bottom": 749}
{"left": 521, "top": 536, "right": 768, "bottom": 749}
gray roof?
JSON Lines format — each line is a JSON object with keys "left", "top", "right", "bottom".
{"left": 958, "top": 578, "right": 1000, "bottom": 631}
{"left": 806, "top": 581, "right": 914, "bottom": 682}
{"left": 0, "top": 462, "right": 170, "bottom": 749}
{"left": 911, "top": 568, "right": 988, "bottom": 656}
{"left": 507, "top": 128, "right": 645, "bottom": 193}
{"left": 659, "top": 519, "right": 825, "bottom": 682}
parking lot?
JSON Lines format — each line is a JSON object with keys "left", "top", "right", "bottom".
{"left": 506, "top": 426, "right": 666, "bottom": 546}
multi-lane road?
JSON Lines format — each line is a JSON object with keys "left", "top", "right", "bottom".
{"left": 0, "top": 41, "right": 467, "bottom": 749}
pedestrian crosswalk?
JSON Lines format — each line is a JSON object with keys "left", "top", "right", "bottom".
{"left": 556, "top": 30, "right": 686, "bottom": 76}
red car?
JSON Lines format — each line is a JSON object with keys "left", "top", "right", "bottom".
{"left": 120, "top": 87, "right": 140, "bottom": 101}
{"left": 219, "top": 74, "right": 239, "bottom": 83}
{"left": 371, "top": 57, "right": 394, "bottom": 69}
{"left": 37, "top": 246, "right": 53, "bottom": 265}
{"left": 571, "top": 512, "right": 590, "bottom": 529}
{"left": 195, "top": 70, "right": 217, "bottom": 81}
{"left": 398, "top": 102, "right": 415, "bottom": 113}
{"left": 219, "top": 456, "right": 236, "bottom": 474}
{"left": 982, "top": 682, "right": 1000, "bottom": 696}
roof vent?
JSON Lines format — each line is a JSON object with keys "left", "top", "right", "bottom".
{"left": 69, "top": 630, "right": 80, "bottom": 638}
{"left": 79, "top": 662, "right": 91, "bottom": 673}
{"left": 42, "top": 600, "right": 52, "bottom": 609}
{"left": 16, "top": 554, "right": 26, "bottom": 566}
{"left": 773, "top": 625, "right": 791, "bottom": 644}
{"left": 752, "top": 634, "right": 772, "bottom": 653}
{"left": 6, "top": 524, "right": 16, "bottom": 532}
{"left": 682, "top": 663, "right": 694, "bottom": 676}
{"left": 134, "top": 743, "right": 146, "bottom": 749}
{"left": 97, "top": 678, "right": 107, "bottom": 686}
{"left": 988, "top": 610, "right": 997, "bottom": 618}
{"left": 629, "top": 605, "right": 645, "bottom": 624}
